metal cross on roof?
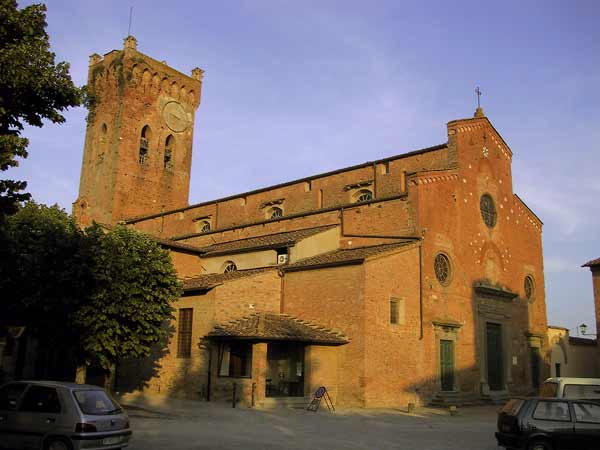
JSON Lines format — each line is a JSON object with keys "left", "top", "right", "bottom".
{"left": 475, "top": 86, "right": 482, "bottom": 108}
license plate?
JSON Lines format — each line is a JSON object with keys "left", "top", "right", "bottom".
{"left": 102, "top": 436, "right": 122, "bottom": 445}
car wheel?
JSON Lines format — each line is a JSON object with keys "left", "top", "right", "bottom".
{"left": 528, "top": 440, "right": 552, "bottom": 450}
{"left": 45, "top": 437, "right": 72, "bottom": 450}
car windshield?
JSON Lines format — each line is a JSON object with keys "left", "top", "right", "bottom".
{"left": 500, "top": 399, "right": 524, "bottom": 416}
{"left": 539, "top": 381, "right": 559, "bottom": 397}
{"left": 73, "top": 389, "right": 122, "bottom": 415}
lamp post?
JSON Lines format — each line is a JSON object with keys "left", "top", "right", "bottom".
{"left": 579, "top": 323, "right": 598, "bottom": 337}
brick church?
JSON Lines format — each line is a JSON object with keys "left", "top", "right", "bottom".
{"left": 72, "top": 36, "right": 549, "bottom": 407}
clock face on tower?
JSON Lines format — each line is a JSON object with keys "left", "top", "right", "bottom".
{"left": 162, "top": 101, "right": 189, "bottom": 132}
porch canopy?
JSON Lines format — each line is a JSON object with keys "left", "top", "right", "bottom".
{"left": 207, "top": 312, "right": 348, "bottom": 345}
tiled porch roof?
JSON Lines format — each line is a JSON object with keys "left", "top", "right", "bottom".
{"left": 207, "top": 313, "right": 348, "bottom": 345}
{"left": 182, "top": 268, "right": 274, "bottom": 291}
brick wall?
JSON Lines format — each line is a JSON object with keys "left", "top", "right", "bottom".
{"left": 283, "top": 265, "right": 367, "bottom": 406}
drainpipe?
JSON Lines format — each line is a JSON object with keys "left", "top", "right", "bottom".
{"left": 278, "top": 268, "right": 285, "bottom": 313}
{"left": 419, "top": 243, "right": 424, "bottom": 340}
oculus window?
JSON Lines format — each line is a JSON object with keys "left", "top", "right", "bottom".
{"left": 434, "top": 253, "right": 452, "bottom": 285}
{"left": 480, "top": 194, "right": 497, "bottom": 228}
{"left": 524, "top": 275, "right": 535, "bottom": 302}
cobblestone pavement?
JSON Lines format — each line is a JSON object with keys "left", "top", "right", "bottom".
{"left": 125, "top": 403, "right": 500, "bottom": 450}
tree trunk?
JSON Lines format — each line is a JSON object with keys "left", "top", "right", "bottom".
{"left": 104, "top": 362, "right": 116, "bottom": 393}
{"left": 75, "top": 364, "right": 87, "bottom": 384}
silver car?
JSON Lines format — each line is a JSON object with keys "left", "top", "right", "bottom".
{"left": 0, "top": 380, "right": 131, "bottom": 450}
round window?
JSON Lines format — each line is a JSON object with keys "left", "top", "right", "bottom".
{"left": 480, "top": 194, "right": 497, "bottom": 228}
{"left": 524, "top": 275, "right": 535, "bottom": 302}
{"left": 434, "top": 253, "right": 452, "bottom": 285}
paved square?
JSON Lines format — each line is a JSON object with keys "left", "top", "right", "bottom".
{"left": 125, "top": 403, "right": 500, "bottom": 450}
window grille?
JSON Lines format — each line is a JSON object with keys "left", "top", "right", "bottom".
{"left": 524, "top": 276, "right": 535, "bottom": 301}
{"left": 223, "top": 262, "right": 237, "bottom": 273}
{"left": 177, "top": 308, "right": 193, "bottom": 358}
{"left": 434, "top": 253, "right": 451, "bottom": 285}
{"left": 355, "top": 189, "right": 373, "bottom": 203}
{"left": 480, "top": 194, "right": 497, "bottom": 228}
{"left": 270, "top": 207, "right": 283, "bottom": 219}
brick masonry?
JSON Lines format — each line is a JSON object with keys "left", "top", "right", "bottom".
{"left": 79, "top": 39, "right": 549, "bottom": 408}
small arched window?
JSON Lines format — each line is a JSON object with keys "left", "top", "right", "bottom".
{"left": 139, "top": 125, "right": 151, "bottom": 164}
{"left": 223, "top": 261, "right": 237, "bottom": 273}
{"left": 100, "top": 123, "right": 107, "bottom": 142}
{"left": 199, "top": 220, "right": 210, "bottom": 233}
{"left": 354, "top": 189, "right": 373, "bottom": 203}
{"left": 269, "top": 206, "right": 283, "bottom": 220}
{"left": 164, "top": 135, "right": 174, "bottom": 169}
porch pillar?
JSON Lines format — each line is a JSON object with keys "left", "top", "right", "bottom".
{"left": 251, "top": 342, "right": 268, "bottom": 406}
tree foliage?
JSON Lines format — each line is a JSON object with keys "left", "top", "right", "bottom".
{"left": 73, "top": 225, "right": 179, "bottom": 370}
{"left": 0, "top": 202, "right": 89, "bottom": 343}
{"left": 0, "top": 204, "right": 181, "bottom": 379}
{"left": 0, "top": 1, "right": 82, "bottom": 216}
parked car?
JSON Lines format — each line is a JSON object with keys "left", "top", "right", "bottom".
{"left": 496, "top": 397, "right": 600, "bottom": 450}
{"left": 540, "top": 378, "right": 600, "bottom": 400}
{"left": 0, "top": 380, "right": 131, "bottom": 450}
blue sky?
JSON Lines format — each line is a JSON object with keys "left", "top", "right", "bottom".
{"left": 7, "top": 0, "right": 600, "bottom": 334}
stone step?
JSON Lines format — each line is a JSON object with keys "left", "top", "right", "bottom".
{"left": 259, "top": 397, "right": 311, "bottom": 409}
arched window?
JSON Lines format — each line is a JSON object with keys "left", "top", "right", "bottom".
{"left": 269, "top": 206, "right": 283, "bottom": 220}
{"left": 354, "top": 189, "right": 373, "bottom": 203}
{"left": 164, "top": 135, "right": 174, "bottom": 169}
{"left": 100, "top": 123, "right": 107, "bottom": 142}
{"left": 223, "top": 261, "right": 237, "bottom": 273}
{"left": 139, "top": 125, "right": 151, "bottom": 164}
{"left": 199, "top": 220, "right": 210, "bottom": 233}
{"left": 97, "top": 123, "right": 108, "bottom": 163}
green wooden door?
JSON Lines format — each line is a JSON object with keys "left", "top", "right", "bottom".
{"left": 440, "top": 340, "right": 454, "bottom": 391}
{"left": 486, "top": 323, "right": 504, "bottom": 391}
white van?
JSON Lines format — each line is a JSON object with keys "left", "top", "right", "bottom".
{"left": 540, "top": 377, "right": 600, "bottom": 400}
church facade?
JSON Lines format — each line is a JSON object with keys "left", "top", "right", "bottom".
{"left": 73, "top": 37, "right": 549, "bottom": 407}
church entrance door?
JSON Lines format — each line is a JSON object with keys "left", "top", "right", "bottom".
{"left": 266, "top": 342, "right": 305, "bottom": 397}
{"left": 486, "top": 322, "right": 504, "bottom": 391}
{"left": 440, "top": 340, "right": 454, "bottom": 391}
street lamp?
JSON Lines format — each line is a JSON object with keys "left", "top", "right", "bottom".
{"left": 579, "top": 323, "right": 598, "bottom": 337}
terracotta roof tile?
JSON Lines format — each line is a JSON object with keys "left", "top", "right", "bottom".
{"left": 569, "top": 336, "right": 597, "bottom": 346}
{"left": 197, "top": 225, "right": 337, "bottom": 256}
{"left": 152, "top": 236, "right": 205, "bottom": 254}
{"left": 284, "top": 241, "right": 417, "bottom": 271}
{"left": 582, "top": 257, "right": 600, "bottom": 268}
{"left": 182, "top": 268, "right": 274, "bottom": 291}
{"left": 207, "top": 313, "right": 348, "bottom": 345}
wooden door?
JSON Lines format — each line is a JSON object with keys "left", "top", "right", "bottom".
{"left": 486, "top": 323, "right": 504, "bottom": 391}
{"left": 440, "top": 340, "right": 454, "bottom": 391}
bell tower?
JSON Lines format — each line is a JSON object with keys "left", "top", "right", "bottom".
{"left": 73, "top": 36, "right": 203, "bottom": 227}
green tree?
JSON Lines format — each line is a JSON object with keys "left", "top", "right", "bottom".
{"left": 0, "top": 1, "right": 82, "bottom": 216}
{"left": 0, "top": 202, "right": 90, "bottom": 379}
{"left": 73, "top": 225, "right": 180, "bottom": 389}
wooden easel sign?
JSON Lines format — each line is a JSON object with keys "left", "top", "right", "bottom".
{"left": 307, "top": 386, "right": 335, "bottom": 413}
